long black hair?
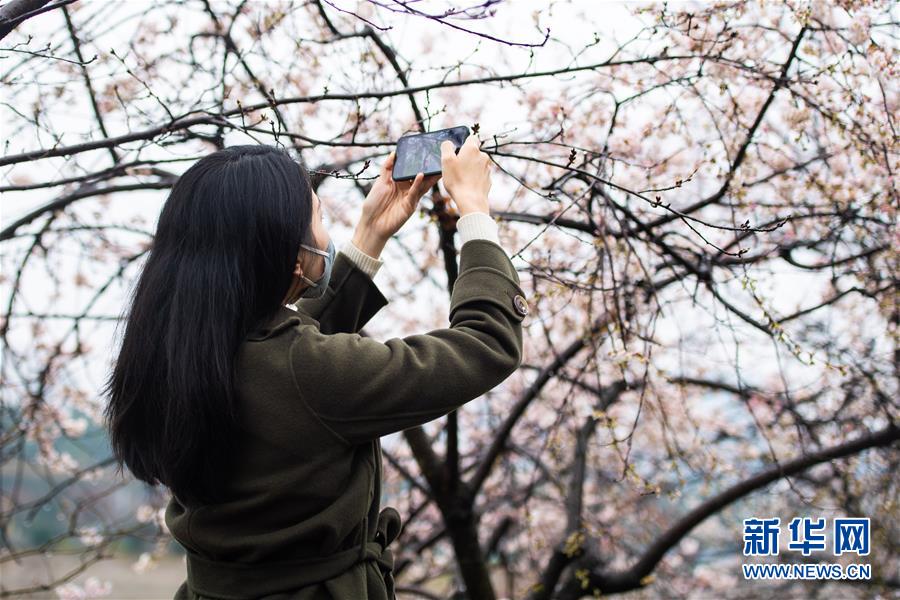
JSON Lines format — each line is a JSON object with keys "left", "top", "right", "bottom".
{"left": 103, "top": 144, "right": 315, "bottom": 506}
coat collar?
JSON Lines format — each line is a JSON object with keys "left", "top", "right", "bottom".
{"left": 247, "top": 304, "right": 319, "bottom": 340}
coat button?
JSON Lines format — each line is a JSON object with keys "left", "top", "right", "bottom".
{"left": 513, "top": 294, "right": 529, "bottom": 317}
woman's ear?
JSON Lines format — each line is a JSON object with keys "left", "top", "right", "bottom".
{"left": 282, "top": 258, "right": 303, "bottom": 305}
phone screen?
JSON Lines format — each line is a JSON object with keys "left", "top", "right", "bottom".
{"left": 392, "top": 126, "right": 469, "bottom": 181}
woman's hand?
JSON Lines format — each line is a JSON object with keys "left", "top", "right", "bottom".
{"left": 440, "top": 132, "right": 491, "bottom": 216}
{"left": 352, "top": 151, "right": 441, "bottom": 258}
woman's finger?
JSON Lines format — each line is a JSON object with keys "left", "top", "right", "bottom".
{"left": 408, "top": 172, "right": 441, "bottom": 203}
{"left": 383, "top": 151, "right": 396, "bottom": 173}
{"left": 407, "top": 172, "right": 425, "bottom": 198}
{"left": 424, "top": 174, "right": 441, "bottom": 187}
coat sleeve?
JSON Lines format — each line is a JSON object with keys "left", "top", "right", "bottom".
{"left": 288, "top": 239, "right": 526, "bottom": 446}
{"left": 293, "top": 250, "right": 389, "bottom": 335}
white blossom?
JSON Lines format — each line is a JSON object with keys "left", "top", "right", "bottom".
{"left": 131, "top": 552, "right": 157, "bottom": 574}
{"left": 136, "top": 504, "right": 156, "bottom": 523}
{"left": 77, "top": 526, "right": 104, "bottom": 546}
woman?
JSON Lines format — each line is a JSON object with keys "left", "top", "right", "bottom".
{"left": 103, "top": 132, "right": 528, "bottom": 599}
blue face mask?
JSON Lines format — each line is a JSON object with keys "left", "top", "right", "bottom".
{"left": 298, "top": 237, "right": 335, "bottom": 299}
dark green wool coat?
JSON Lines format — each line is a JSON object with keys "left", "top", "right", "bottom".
{"left": 166, "top": 238, "right": 527, "bottom": 599}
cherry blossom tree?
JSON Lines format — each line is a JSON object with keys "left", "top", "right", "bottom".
{"left": 1, "top": 0, "right": 897, "bottom": 598}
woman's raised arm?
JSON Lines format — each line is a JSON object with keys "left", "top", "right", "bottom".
{"left": 289, "top": 237, "right": 526, "bottom": 446}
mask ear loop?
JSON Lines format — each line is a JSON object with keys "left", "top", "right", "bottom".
{"left": 299, "top": 243, "right": 328, "bottom": 256}
{"left": 297, "top": 243, "right": 329, "bottom": 288}
{"left": 298, "top": 274, "right": 318, "bottom": 287}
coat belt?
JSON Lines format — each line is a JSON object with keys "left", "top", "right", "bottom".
{"left": 185, "top": 507, "right": 404, "bottom": 600}
{"left": 368, "top": 506, "right": 402, "bottom": 598}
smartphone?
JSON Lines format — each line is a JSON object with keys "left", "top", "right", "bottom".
{"left": 392, "top": 126, "right": 470, "bottom": 181}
